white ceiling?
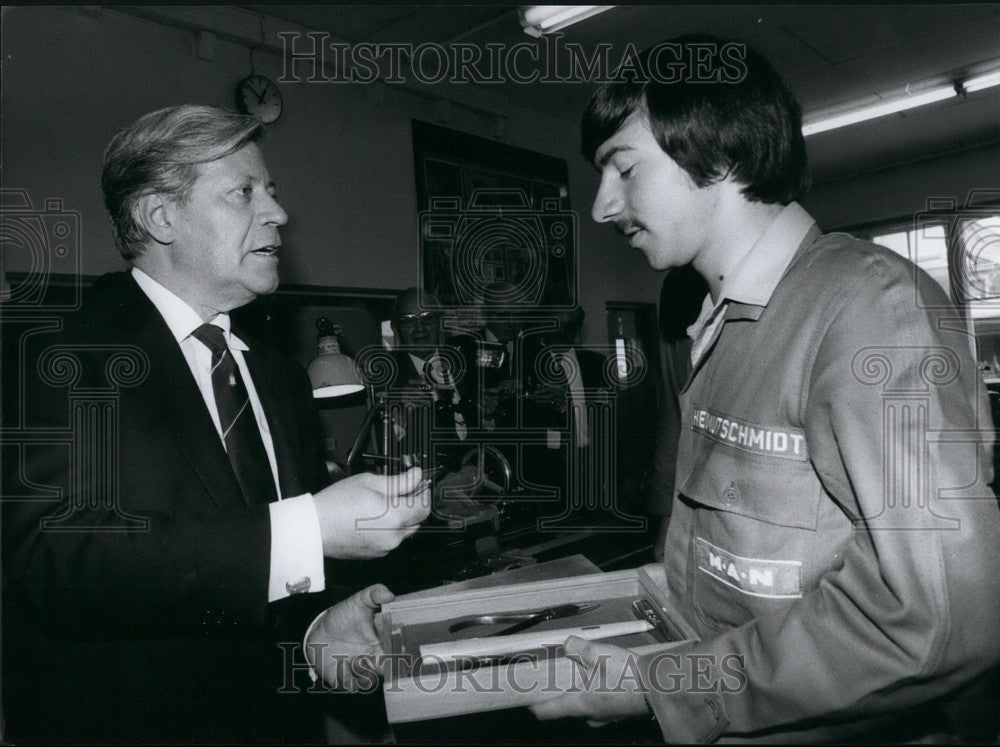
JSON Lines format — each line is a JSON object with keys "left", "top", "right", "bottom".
{"left": 242, "top": 4, "right": 999, "bottom": 183}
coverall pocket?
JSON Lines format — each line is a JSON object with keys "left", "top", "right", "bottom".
{"left": 678, "top": 456, "right": 823, "bottom": 632}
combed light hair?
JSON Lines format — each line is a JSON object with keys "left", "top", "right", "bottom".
{"left": 101, "top": 105, "right": 264, "bottom": 260}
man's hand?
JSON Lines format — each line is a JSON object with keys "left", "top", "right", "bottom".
{"left": 305, "top": 584, "right": 393, "bottom": 692}
{"left": 313, "top": 467, "right": 430, "bottom": 558}
{"left": 529, "top": 636, "right": 650, "bottom": 727}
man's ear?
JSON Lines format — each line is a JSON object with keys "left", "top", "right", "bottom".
{"left": 135, "top": 193, "right": 174, "bottom": 245}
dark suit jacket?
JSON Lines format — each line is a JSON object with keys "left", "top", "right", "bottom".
{"left": 567, "top": 347, "right": 611, "bottom": 394}
{"left": 517, "top": 335, "right": 610, "bottom": 436}
{"left": 479, "top": 334, "right": 610, "bottom": 505}
{"left": 1, "top": 272, "right": 331, "bottom": 743}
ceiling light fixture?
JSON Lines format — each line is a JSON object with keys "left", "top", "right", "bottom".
{"left": 961, "top": 69, "right": 1000, "bottom": 94}
{"left": 802, "top": 84, "right": 957, "bottom": 137}
{"left": 803, "top": 63, "right": 1000, "bottom": 137}
{"left": 519, "top": 5, "right": 616, "bottom": 37}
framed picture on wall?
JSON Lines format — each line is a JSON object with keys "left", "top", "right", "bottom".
{"left": 411, "top": 120, "right": 577, "bottom": 314}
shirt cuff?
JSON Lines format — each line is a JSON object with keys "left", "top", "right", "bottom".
{"left": 268, "top": 494, "right": 326, "bottom": 602}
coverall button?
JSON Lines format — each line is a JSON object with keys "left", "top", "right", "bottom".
{"left": 722, "top": 482, "right": 740, "bottom": 505}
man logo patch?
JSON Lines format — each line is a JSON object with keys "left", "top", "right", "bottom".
{"left": 691, "top": 406, "right": 808, "bottom": 461}
{"left": 695, "top": 537, "right": 802, "bottom": 598}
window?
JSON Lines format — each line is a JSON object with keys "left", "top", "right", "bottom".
{"left": 953, "top": 215, "right": 1000, "bottom": 314}
{"left": 867, "top": 223, "right": 950, "bottom": 299}
{"left": 853, "top": 207, "right": 1000, "bottom": 384}
{"left": 856, "top": 207, "right": 1000, "bottom": 317}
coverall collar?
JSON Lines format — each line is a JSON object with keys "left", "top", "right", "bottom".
{"left": 688, "top": 202, "right": 819, "bottom": 339}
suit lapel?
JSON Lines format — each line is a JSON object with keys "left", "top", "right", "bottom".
{"left": 113, "top": 276, "right": 247, "bottom": 509}
{"left": 242, "top": 344, "right": 305, "bottom": 499}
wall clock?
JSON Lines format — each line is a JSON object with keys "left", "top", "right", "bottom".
{"left": 236, "top": 74, "right": 282, "bottom": 124}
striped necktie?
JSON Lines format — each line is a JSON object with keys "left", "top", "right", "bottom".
{"left": 191, "top": 323, "right": 277, "bottom": 505}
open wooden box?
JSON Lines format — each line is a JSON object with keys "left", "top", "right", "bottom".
{"left": 374, "top": 565, "right": 698, "bottom": 724}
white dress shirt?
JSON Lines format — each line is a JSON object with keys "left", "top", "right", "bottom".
{"left": 132, "top": 268, "right": 324, "bottom": 602}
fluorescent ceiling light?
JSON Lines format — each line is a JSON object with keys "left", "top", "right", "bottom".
{"left": 519, "top": 5, "right": 615, "bottom": 37}
{"left": 803, "top": 62, "right": 1000, "bottom": 137}
{"left": 962, "top": 70, "right": 1000, "bottom": 93}
{"left": 802, "top": 84, "right": 957, "bottom": 137}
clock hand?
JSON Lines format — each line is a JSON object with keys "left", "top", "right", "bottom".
{"left": 243, "top": 85, "right": 263, "bottom": 105}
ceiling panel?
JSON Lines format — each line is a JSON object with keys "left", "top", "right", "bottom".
{"left": 240, "top": 3, "right": 1000, "bottom": 182}
{"left": 244, "top": 4, "right": 420, "bottom": 42}
{"left": 782, "top": 4, "right": 996, "bottom": 64}
{"left": 787, "top": 7, "right": 1000, "bottom": 109}
{"left": 806, "top": 91, "right": 1000, "bottom": 181}
{"left": 559, "top": 4, "right": 834, "bottom": 76}
{"left": 245, "top": 4, "right": 517, "bottom": 44}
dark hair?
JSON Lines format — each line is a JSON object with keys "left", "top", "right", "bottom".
{"left": 581, "top": 35, "right": 809, "bottom": 205}
{"left": 102, "top": 105, "right": 265, "bottom": 260}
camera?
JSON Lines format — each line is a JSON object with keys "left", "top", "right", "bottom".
{"left": 419, "top": 188, "right": 578, "bottom": 310}
{"left": 1, "top": 189, "right": 82, "bottom": 310}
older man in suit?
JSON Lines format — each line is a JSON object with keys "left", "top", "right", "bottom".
{"left": 380, "top": 286, "right": 492, "bottom": 521}
{"left": 1, "top": 105, "right": 429, "bottom": 743}
{"left": 385, "top": 286, "right": 478, "bottom": 441}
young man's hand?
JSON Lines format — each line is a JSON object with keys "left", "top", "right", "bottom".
{"left": 529, "top": 636, "right": 651, "bottom": 727}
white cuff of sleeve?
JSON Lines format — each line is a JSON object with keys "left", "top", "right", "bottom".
{"left": 268, "top": 493, "right": 326, "bottom": 602}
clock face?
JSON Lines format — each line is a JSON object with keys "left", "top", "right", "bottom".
{"left": 237, "top": 74, "right": 282, "bottom": 124}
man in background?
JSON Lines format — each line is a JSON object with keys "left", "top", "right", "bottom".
{"left": 386, "top": 286, "right": 478, "bottom": 443}
{"left": 381, "top": 286, "right": 486, "bottom": 519}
